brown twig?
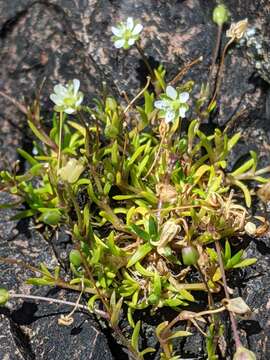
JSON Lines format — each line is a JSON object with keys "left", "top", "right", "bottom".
{"left": 169, "top": 56, "right": 203, "bottom": 86}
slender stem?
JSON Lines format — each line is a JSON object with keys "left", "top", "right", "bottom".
{"left": 0, "top": 256, "right": 99, "bottom": 295}
{"left": 209, "top": 38, "right": 235, "bottom": 109}
{"left": 215, "top": 241, "right": 242, "bottom": 349}
{"left": 78, "top": 111, "right": 91, "bottom": 159}
{"left": 143, "top": 131, "right": 166, "bottom": 179}
{"left": 57, "top": 111, "right": 64, "bottom": 170}
{"left": 124, "top": 76, "right": 151, "bottom": 114}
{"left": 197, "top": 264, "right": 214, "bottom": 308}
{"left": 135, "top": 42, "right": 155, "bottom": 81}
{"left": 169, "top": 56, "right": 203, "bottom": 86}
{"left": 66, "top": 183, "right": 83, "bottom": 229}
{"left": 209, "top": 25, "right": 223, "bottom": 83}
{"left": 9, "top": 293, "right": 108, "bottom": 319}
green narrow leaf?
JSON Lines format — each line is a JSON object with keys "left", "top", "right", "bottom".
{"left": 228, "top": 132, "right": 241, "bottom": 151}
{"left": 127, "top": 243, "right": 153, "bottom": 268}
{"left": 113, "top": 194, "right": 139, "bottom": 200}
{"left": 224, "top": 240, "right": 231, "bottom": 264}
{"left": 26, "top": 277, "right": 55, "bottom": 286}
{"left": 167, "top": 330, "right": 192, "bottom": 340}
{"left": 233, "top": 258, "right": 257, "bottom": 268}
{"left": 137, "top": 155, "right": 150, "bottom": 177}
{"left": 135, "top": 262, "right": 155, "bottom": 277}
{"left": 111, "top": 140, "right": 119, "bottom": 167}
{"left": 11, "top": 209, "right": 36, "bottom": 220}
{"left": 17, "top": 148, "right": 38, "bottom": 166}
{"left": 110, "top": 297, "right": 123, "bottom": 327}
{"left": 231, "top": 159, "right": 254, "bottom": 177}
{"left": 40, "top": 263, "right": 52, "bottom": 277}
{"left": 131, "top": 320, "right": 141, "bottom": 352}
{"left": 148, "top": 216, "right": 158, "bottom": 240}
{"left": 188, "top": 119, "right": 199, "bottom": 154}
{"left": 130, "top": 224, "right": 150, "bottom": 241}
{"left": 233, "top": 180, "right": 251, "bottom": 207}
{"left": 139, "top": 347, "right": 156, "bottom": 356}
{"left": 225, "top": 250, "right": 244, "bottom": 269}
{"left": 128, "top": 144, "right": 147, "bottom": 166}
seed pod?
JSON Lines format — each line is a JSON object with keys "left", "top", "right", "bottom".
{"left": 148, "top": 293, "right": 159, "bottom": 305}
{"left": 182, "top": 246, "right": 199, "bottom": 265}
{"left": 69, "top": 249, "right": 82, "bottom": 267}
{"left": 213, "top": 4, "right": 229, "bottom": 26}
{"left": 40, "top": 210, "right": 61, "bottom": 226}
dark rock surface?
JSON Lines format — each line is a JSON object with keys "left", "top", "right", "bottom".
{"left": 0, "top": 193, "right": 114, "bottom": 360}
{"left": 0, "top": 0, "right": 270, "bottom": 359}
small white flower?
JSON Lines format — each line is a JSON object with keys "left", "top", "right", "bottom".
{"left": 50, "top": 79, "right": 84, "bottom": 114}
{"left": 112, "top": 17, "right": 143, "bottom": 50}
{"left": 154, "top": 85, "right": 190, "bottom": 123}
{"left": 58, "top": 158, "right": 85, "bottom": 183}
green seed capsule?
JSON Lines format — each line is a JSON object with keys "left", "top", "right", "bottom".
{"left": 182, "top": 246, "right": 199, "bottom": 265}
{"left": 40, "top": 210, "right": 61, "bottom": 226}
{"left": 213, "top": 4, "right": 229, "bottom": 26}
{"left": 0, "top": 288, "right": 9, "bottom": 306}
{"left": 147, "top": 293, "right": 159, "bottom": 305}
{"left": 69, "top": 249, "right": 82, "bottom": 267}
{"left": 233, "top": 346, "right": 256, "bottom": 360}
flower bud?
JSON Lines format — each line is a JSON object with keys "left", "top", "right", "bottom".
{"left": 0, "top": 288, "right": 9, "bottom": 306}
{"left": 69, "top": 249, "right": 82, "bottom": 267}
{"left": 148, "top": 293, "right": 159, "bottom": 305}
{"left": 213, "top": 4, "right": 229, "bottom": 26}
{"left": 182, "top": 246, "right": 199, "bottom": 265}
{"left": 233, "top": 346, "right": 256, "bottom": 360}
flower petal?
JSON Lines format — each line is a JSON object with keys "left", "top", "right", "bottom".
{"left": 50, "top": 94, "right": 64, "bottom": 106}
{"left": 165, "top": 110, "right": 175, "bottom": 123}
{"left": 132, "top": 23, "right": 143, "bottom": 35}
{"left": 179, "top": 107, "right": 187, "bottom": 118}
{"left": 179, "top": 92, "right": 189, "bottom": 103}
{"left": 114, "top": 39, "right": 125, "bottom": 48}
{"left": 128, "top": 38, "right": 136, "bottom": 46}
{"left": 126, "top": 17, "right": 134, "bottom": 30}
{"left": 54, "top": 84, "right": 67, "bottom": 96}
{"left": 154, "top": 100, "right": 167, "bottom": 110}
{"left": 166, "top": 86, "right": 177, "bottom": 100}
{"left": 75, "top": 93, "right": 84, "bottom": 107}
{"left": 73, "top": 79, "right": 80, "bottom": 95}
{"left": 64, "top": 108, "right": 76, "bottom": 114}
{"left": 112, "top": 26, "right": 123, "bottom": 37}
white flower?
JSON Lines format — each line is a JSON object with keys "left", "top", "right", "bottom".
{"left": 50, "top": 79, "right": 84, "bottom": 114}
{"left": 58, "top": 158, "right": 84, "bottom": 183}
{"left": 154, "top": 85, "right": 190, "bottom": 123}
{"left": 112, "top": 17, "right": 143, "bottom": 49}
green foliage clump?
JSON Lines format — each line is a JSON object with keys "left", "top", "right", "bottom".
{"left": 0, "top": 9, "right": 268, "bottom": 360}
